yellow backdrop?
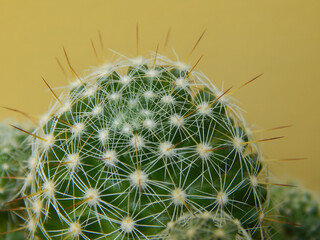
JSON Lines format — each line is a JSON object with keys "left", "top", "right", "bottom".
{"left": 0, "top": 0, "right": 319, "bottom": 193}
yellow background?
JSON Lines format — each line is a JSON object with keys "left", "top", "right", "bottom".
{"left": 0, "top": 1, "right": 319, "bottom": 193}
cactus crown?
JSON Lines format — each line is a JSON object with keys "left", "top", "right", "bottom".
{"left": 22, "top": 53, "right": 269, "bottom": 239}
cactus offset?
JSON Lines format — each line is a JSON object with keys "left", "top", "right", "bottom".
{"left": 272, "top": 185, "right": 320, "bottom": 240}
{"left": 163, "top": 211, "right": 252, "bottom": 240}
{"left": 0, "top": 122, "right": 30, "bottom": 239}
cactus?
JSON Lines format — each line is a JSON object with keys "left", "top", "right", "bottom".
{"left": 0, "top": 122, "right": 30, "bottom": 239}
{"left": 272, "top": 185, "right": 320, "bottom": 240}
{"left": 8, "top": 52, "right": 273, "bottom": 240}
{"left": 163, "top": 211, "right": 252, "bottom": 240}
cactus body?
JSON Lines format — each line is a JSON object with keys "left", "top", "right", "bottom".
{"left": 272, "top": 185, "right": 320, "bottom": 240}
{"left": 0, "top": 122, "right": 30, "bottom": 239}
{"left": 22, "top": 54, "right": 269, "bottom": 239}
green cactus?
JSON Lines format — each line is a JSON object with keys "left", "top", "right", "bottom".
{"left": 272, "top": 185, "right": 320, "bottom": 240}
{"left": 16, "top": 53, "right": 271, "bottom": 239}
{"left": 0, "top": 122, "right": 31, "bottom": 239}
{"left": 163, "top": 211, "right": 252, "bottom": 240}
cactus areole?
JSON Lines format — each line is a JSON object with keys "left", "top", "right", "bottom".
{"left": 23, "top": 54, "right": 268, "bottom": 239}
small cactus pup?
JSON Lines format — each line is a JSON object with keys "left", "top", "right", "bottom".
{"left": 272, "top": 184, "right": 320, "bottom": 240}
{"left": 0, "top": 122, "right": 31, "bottom": 239}
{"left": 21, "top": 53, "right": 270, "bottom": 239}
{"left": 163, "top": 211, "right": 251, "bottom": 240}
